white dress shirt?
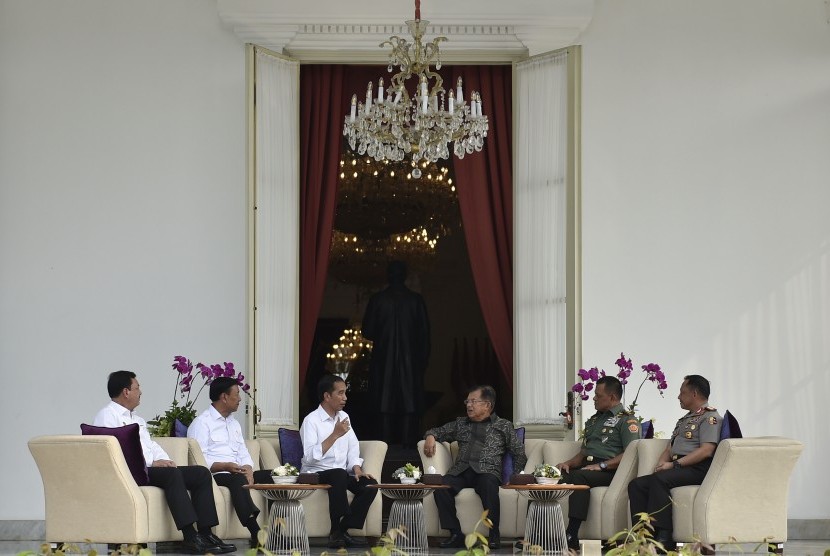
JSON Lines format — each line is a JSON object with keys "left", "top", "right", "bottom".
{"left": 93, "top": 400, "right": 169, "bottom": 465}
{"left": 299, "top": 405, "right": 363, "bottom": 474}
{"left": 187, "top": 405, "right": 254, "bottom": 472}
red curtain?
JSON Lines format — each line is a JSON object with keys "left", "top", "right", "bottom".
{"left": 299, "top": 65, "right": 514, "bottom": 389}
{"left": 450, "top": 66, "right": 514, "bottom": 387}
{"left": 299, "top": 66, "right": 349, "bottom": 388}
{"left": 299, "top": 66, "right": 387, "bottom": 388}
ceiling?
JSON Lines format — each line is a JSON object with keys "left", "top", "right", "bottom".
{"left": 217, "top": 0, "right": 595, "bottom": 62}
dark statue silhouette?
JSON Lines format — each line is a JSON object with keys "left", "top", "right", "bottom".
{"left": 362, "top": 261, "right": 430, "bottom": 447}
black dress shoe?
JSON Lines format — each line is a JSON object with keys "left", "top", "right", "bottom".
{"left": 203, "top": 533, "right": 236, "bottom": 554}
{"left": 328, "top": 532, "right": 346, "bottom": 549}
{"left": 440, "top": 532, "right": 466, "bottom": 548}
{"left": 653, "top": 530, "right": 677, "bottom": 553}
{"left": 566, "top": 533, "right": 581, "bottom": 551}
{"left": 181, "top": 534, "right": 221, "bottom": 554}
{"left": 488, "top": 534, "right": 501, "bottom": 549}
{"left": 342, "top": 532, "right": 369, "bottom": 547}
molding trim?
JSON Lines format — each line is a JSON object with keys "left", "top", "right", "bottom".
{"left": 217, "top": 1, "right": 594, "bottom": 62}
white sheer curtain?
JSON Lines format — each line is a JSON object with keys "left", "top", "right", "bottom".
{"left": 253, "top": 48, "right": 300, "bottom": 426}
{"left": 514, "top": 50, "right": 570, "bottom": 425}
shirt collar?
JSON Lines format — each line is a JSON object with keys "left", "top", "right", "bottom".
{"left": 468, "top": 412, "right": 498, "bottom": 424}
{"left": 208, "top": 405, "right": 228, "bottom": 422}
{"left": 598, "top": 403, "right": 625, "bottom": 417}
{"left": 315, "top": 404, "right": 341, "bottom": 422}
{"left": 108, "top": 400, "right": 133, "bottom": 418}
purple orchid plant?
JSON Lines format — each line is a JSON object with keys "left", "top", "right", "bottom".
{"left": 149, "top": 355, "right": 252, "bottom": 436}
{"left": 571, "top": 352, "right": 667, "bottom": 414}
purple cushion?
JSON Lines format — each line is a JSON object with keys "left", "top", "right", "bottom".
{"left": 278, "top": 428, "right": 303, "bottom": 469}
{"left": 501, "top": 427, "right": 526, "bottom": 484}
{"left": 173, "top": 419, "right": 189, "bottom": 438}
{"left": 640, "top": 419, "right": 654, "bottom": 439}
{"left": 81, "top": 423, "right": 149, "bottom": 486}
{"left": 720, "top": 410, "right": 743, "bottom": 440}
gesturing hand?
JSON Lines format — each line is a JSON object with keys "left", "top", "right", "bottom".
{"left": 424, "top": 436, "right": 436, "bottom": 457}
{"left": 334, "top": 416, "right": 351, "bottom": 438}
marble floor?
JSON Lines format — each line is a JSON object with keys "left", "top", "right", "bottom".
{"left": 0, "top": 539, "right": 827, "bottom": 556}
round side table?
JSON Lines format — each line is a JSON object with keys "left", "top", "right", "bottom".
{"left": 369, "top": 483, "right": 449, "bottom": 554}
{"left": 245, "top": 483, "right": 330, "bottom": 555}
{"left": 503, "top": 483, "right": 590, "bottom": 555}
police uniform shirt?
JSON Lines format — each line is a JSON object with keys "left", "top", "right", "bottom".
{"left": 582, "top": 403, "right": 641, "bottom": 461}
{"left": 670, "top": 406, "right": 722, "bottom": 457}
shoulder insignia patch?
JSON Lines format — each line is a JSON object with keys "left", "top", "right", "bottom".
{"left": 628, "top": 424, "right": 640, "bottom": 433}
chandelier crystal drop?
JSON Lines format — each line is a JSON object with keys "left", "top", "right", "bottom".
{"left": 342, "top": 0, "right": 488, "bottom": 164}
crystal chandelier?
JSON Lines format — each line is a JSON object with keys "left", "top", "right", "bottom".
{"left": 342, "top": 0, "right": 488, "bottom": 165}
{"left": 328, "top": 154, "right": 460, "bottom": 287}
{"left": 325, "top": 326, "right": 373, "bottom": 382}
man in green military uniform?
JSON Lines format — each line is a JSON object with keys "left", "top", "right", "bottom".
{"left": 557, "top": 376, "right": 641, "bottom": 549}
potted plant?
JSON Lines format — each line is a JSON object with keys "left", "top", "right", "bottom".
{"left": 271, "top": 463, "right": 299, "bottom": 484}
{"left": 392, "top": 463, "right": 422, "bottom": 484}
{"left": 148, "top": 356, "right": 251, "bottom": 437}
{"left": 533, "top": 463, "right": 561, "bottom": 485}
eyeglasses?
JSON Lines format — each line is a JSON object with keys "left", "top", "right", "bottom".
{"left": 462, "top": 399, "right": 488, "bottom": 406}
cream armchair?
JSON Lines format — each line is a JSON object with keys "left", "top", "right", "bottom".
{"left": 667, "top": 437, "right": 802, "bottom": 547}
{"left": 258, "top": 437, "right": 387, "bottom": 538}
{"left": 541, "top": 439, "right": 641, "bottom": 541}
{"left": 29, "top": 435, "right": 214, "bottom": 545}
{"left": 29, "top": 435, "right": 281, "bottom": 544}
{"left": 417, "top": 438, "right": 546, "bottom": 539}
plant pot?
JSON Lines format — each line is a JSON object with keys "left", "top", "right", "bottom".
{"left": 400, "top": 477, "right": 416, "bottom": 484}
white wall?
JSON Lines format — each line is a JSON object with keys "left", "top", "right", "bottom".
{"left": 580, "top": 0, "right": 830, "bottom": 519}
{"left": 0, "top": 1, "right": 246, "bottom": 519}
{"left": 2, "top": 0, "right": 828, "bottom": 526}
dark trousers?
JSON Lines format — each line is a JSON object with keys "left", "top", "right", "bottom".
{"left": 213, "top": 470, "right": 274, "bottom": 527}
{"left": 316, "top": 468, "right": 378, "bottom": 533}
{"left": 434, "top": 467, "right": 502, "bottom": 533}
{"left": 562, "top": 468, "right": 615, "bottom": 521}
{"left": 148, "top": 465, "right": 219, "bottom": 531}
{"left": 628, "top": 460, "right": 711, "bottom": 533}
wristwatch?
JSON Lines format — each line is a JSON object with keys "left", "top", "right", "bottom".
{"left": 673, "top": 460, "right": 682, "bottom": 469}
{"left": 599, "top": 461, "right": 608, "bottom": 471}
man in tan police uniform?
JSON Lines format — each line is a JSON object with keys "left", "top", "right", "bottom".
{"left": 628, "top": 375, "right": 722, "bottom": 551}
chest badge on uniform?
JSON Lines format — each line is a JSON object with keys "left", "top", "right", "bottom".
{"left": 690, "top": 425, "right": 696, "bottom": 430}
{"left": 684, "top": 431, "right": 693, "bottom": 439}
{"left": 708, "top": 416, "right": 718, "bottom": 425}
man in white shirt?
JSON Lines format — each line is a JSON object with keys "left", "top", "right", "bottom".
{"left": 93, "top": 370, "right": 235, "bottom": 555}
{"left": 188, "top": 377, "right": 273, "bottom": 548}
{"left": 300, "top": 374, "right": 377, "bottom": 548}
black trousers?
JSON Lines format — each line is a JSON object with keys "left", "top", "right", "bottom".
{"left": 434, "top": 467, "right": 502, "bottom": 533}
{"left": 316, "top": 468, "right": 378, "bottom": 533}
{"left": 213, "top": 470, "right": 274, "bottom": 527}
{"left": 148, "top": 465, "right": 219, "bottom": 531}
{"left": 627, "top": 459, "right": 711, "bottom": 533}
{"left": 561, "top": 468, "right": 615, "bottom": 521}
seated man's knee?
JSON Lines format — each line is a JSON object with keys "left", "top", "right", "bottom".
{"left": 324, "top": 468, "right": 349, "bottom": 486}
{"left": 192, "top": 465, "right": 212, "bottom": 481}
